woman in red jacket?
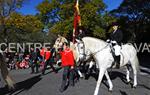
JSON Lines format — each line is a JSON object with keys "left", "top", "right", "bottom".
{"left": 59, "top": 42, "right": 75, "bottom": 92}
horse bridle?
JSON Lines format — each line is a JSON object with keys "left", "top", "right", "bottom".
{"left": 77, "top": 41, "right": 86, "bottom": 56}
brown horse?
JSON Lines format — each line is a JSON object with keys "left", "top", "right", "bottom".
{"left": 0, "top": 52, "right": 15, "bottom": 89}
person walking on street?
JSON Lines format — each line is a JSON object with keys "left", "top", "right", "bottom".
{"left": 42, "top": 48, "right": 57, "bottom": 75}
{"left": 59, "top": 42, "right": 75, "bottom": 92}
{"left": 30, "top": 48, "right": 39, "bottom": 74}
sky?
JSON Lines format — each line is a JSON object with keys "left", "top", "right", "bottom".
{"left": 16, "top": 0, "right": 123, "bottom": 15}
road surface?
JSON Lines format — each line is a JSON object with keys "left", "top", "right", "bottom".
{"left": 0, "top": 65, "right": 150, "bottom": 95}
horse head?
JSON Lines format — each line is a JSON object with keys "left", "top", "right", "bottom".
{"left": 53, "top": 35, "right": 68, "bottom": 52}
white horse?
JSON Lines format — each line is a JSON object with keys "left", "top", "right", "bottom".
{"left": 53, "top": 36, "right": 139, "bottom": 95}
{"left": 0, "top": 51, "right": 15, "bottom": 89}
{"left": 76, "top": 37, "right": 139, "bottom": 95}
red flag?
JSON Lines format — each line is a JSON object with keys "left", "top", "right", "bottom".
{"left": 73, "top": 0, "right": 81, "bottom": 43}
{"left": 74, "top": 13, "right": 81, "bottom": 30}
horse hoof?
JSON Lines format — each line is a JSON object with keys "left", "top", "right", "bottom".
{"left": 108, "top": 89, "right": 113, "bottom": 92}
{"left": 127, "top": 81, "right": 131, "bottom": 84}
{"left": 80, "top": 76, "right": 84, "bottom": 79}
{"left": 132, "top": 86, "right": 136, "bottom": 89}
{"left": 85, "top": 74, "right": 90, "bottom": 80}
{"left": 132, "top": 85, "right": 136, "bottom": 89}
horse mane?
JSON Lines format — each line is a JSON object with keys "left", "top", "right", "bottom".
{"left": 82, "top": 36, "right": 106, "bottom": 44}
{"left": 57, "top": 36, "right": 68, "bottom": 43}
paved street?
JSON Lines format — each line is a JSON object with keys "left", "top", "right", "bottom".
{"left": 0, "top": 65, "right": 150, "bottom": 95}
{"left": 0, "top": 0, "right": 149, "bottom": 95}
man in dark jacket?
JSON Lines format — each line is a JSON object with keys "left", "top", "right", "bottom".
{"left": 107, "top": 22, "right": 123, "bottom": 69}
{"left": 76, "top": 26, "right": 85, "bottom": 40}
{"left": 30, "top": 48, "right": 39, "bottom": 74}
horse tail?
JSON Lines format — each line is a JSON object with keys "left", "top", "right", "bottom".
{"left": 134, "top": 54, "right": 140, "bottom": 72}
{"left": 130, "top": 45, "right": 140, "bottom": 72}
{"left": 0, "top": 57, "right": 15, "bottom": 89}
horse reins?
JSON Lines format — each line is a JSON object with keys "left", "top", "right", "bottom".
{"left": 78, "top": 40, "right": 109, "bottom": 57}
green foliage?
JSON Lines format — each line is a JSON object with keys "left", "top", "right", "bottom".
{"left": 0, "top": 0, "right": 58, "bottom": 44}
{"left": 6, "top": 13, "right": 44, "bottom": 32}
{"left": 36, "top": 0, "right": 60, "bottom": 24}
{"left": 0, "top": 12, "right": 56, "bottom": 43}
{"left": 93, "top": 26, "right": 105, "bottom": 38}
{"left": 36, "top": 0, "right": 116, "bottom": 39}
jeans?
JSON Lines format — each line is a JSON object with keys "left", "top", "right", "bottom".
{"left": 60, "top": 66, "right": 74, "bottom": 90}
{"left": 30, "top": 60, "right": 39, "bottom": 73}
{"left": 42, "top": 59, "right": 57, "bottom": 74}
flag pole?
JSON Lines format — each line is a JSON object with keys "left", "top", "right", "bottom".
{"left": 72, "top": 0, "right": 81, "bottom": 43}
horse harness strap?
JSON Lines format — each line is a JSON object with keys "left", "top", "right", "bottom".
{"left": 91, "top": 44, "right": 109, "bottom": 56}
{"left": 79, "top": 40, "right": 109, "bottom": 57}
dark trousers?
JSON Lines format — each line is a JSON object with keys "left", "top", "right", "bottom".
{"left": 60, "top": 66, "right": 74, "bottom": 90}
{"left": 31, "top": 61, "right": 39, "bottom": 73}
{"left": 42, "top": 59, "right": 57, "bottom": 74}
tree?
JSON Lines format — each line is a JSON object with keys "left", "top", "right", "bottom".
{"left": 0, "top": 0, "right": 25, "bottom": 17}
{"left": 6, "top": 13, "right": 44, "bottom": 32}
{"left": 0, "top": 12, "right": 46, "bottom": 43}
{"left": 0, "top": 0, "right": 26, "bottom": 43}
{"left": 36, "top": 0, "right": 116, "bottom": 39}
{"left": 110, "top": 0, "right": 150, "bottom": 42}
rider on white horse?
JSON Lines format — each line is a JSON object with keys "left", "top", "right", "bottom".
{"left": 107, "top": 22, "right": 123, "bottom": 69}
{"left": 76, "top": 26, "right": 85, "bottom": 40}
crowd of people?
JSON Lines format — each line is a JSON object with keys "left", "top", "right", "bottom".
{"left": 4, "top": 47, "right": 60, "bottom": 73}
{"left": 4, "top": 49, "right": 29, "bottom": 70}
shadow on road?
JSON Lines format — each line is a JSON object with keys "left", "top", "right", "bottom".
{"left": 41, "top": 67, "right": 62, "bottom": 76}
{"left": 0, "top": 75, "right": 42, "bottom": 95}
{"left": 140, "top": 69, "right": 150, "bottom": 75}
{"left": 91, "top": 71, "right": 128, "bottom": 82}
{"left": 90, "top": 71, "right": 134, "bottom": 89}
{"left": 109, "top": 71, "right": 129, "bottom": 84}
{"left": 120, "top": 90, "right": 128, "bottom": 95}
{"left": 138, "top": 84, "right": 150, "bottom": 91}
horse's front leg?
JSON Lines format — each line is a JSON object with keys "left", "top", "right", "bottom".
{"left": 89, "top": 60, "right": 95, "bottom": 69}
{"left": 77, "top": 68, "right": 84, "bottom": 78}
{"left": 105, "top": 70, "right": 113, "bottom": 91}
{"left": 75, "top": 61, "right": 84, "bottom": 78}
{"left": 94, "top": 67, "right": 106, "bottom": 95}
{"left": 86, "top": 61, "right": 94, "bottom": 75}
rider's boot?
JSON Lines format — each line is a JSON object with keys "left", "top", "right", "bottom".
{"left": 116, "top": 55, "right": 120, "bottom": 69}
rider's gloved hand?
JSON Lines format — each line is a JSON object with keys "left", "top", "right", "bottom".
{"left": 111, "top": 40, "right": 117, "bottom": 44}
{"left": 106, "top": 39, "right": 110, "bottom": 43}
